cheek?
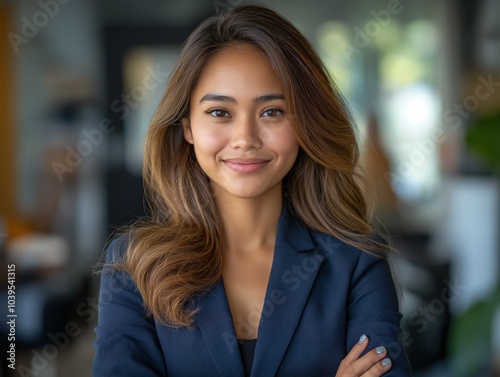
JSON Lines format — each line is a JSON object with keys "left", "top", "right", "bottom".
{"left": 270, "top": 128, "right": 299, "bottom": 157}
{"left": 258, "top": 118, "right": 298, "bottom": 152}
{"left": 192, "top": 127, "right": 226, "bottom": 156}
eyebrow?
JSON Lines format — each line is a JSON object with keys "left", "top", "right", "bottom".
{"left": 199, "top": 93, "right": 284, "bottom": 104}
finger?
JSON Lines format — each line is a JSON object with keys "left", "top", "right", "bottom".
{"left": 361, "top": 357, "right": 392, "bottom": 377}
{"left": 337, "top": 334, "right": 370, "bottom": 374}
{"left": 340, "top": 345, "right": 388, "bottom": 377}
{"left": 341, "top": 334, "right": 369, "bottom": 366}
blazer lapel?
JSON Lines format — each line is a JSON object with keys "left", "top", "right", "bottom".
{"left": 250, "top": 203, "right": 325, "bottom": 377}
{"left": 195, "top": 280, "right": 245, "bottom": 377}
{"left": 195, "top": 202, "right": 324, "bottom": 377}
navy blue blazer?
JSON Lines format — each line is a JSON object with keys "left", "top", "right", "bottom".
{"left": 93, "top": 203, "right": 412, "bottom": 376}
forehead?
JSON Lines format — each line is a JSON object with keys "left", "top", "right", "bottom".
{"left": 192, "top": 44, "right": 283, "bottom": 98}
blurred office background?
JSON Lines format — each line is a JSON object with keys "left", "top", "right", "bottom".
{"left": 0, "top": 0, "right": 499, "bottom": 376}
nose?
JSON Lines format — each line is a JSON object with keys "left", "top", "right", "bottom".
{"left": 230, "top": 115, "right": 263, "bottom": 150}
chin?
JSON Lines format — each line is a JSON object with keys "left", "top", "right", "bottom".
{"left": 227, "top": 189, "right": 266, "bottom": 199}
{"left": 211, "top": 180, "right": 282, "bottom": 200}
{"left": 227, "top": 182, "right": 279, "bottom": 198}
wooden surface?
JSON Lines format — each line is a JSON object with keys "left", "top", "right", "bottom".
{"left": 0, "top": 5, "right": 15, "bottom": 223}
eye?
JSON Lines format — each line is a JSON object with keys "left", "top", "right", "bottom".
{"left": 207, "top": 109, "right": 230, "bottom": 118}
{"left": 262, "top": 108, "right": 284, "bottom": 117}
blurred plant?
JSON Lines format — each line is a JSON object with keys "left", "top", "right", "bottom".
{"left": 449, "top": 287, "right": 500, "bottom": 377}
{"left": 466, "top": 111, "right": 500, "bottom": 170}
{"left": 449, "top": 111, "right": 500, "bottom": 377}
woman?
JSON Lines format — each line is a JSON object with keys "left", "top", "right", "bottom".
{"left": 93, "top": 4, "right": 412, "bottom": 377}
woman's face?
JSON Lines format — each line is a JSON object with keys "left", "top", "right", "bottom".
{"left": 183, "top": 44, "right": 299, "bottom": 201}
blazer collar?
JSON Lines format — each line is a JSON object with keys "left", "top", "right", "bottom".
{"left": 195, "top": 201, "right": 324, "bottom": 377}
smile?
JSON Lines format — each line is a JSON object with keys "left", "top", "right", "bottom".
{"left": 223, "top": 159, "right": 270, "bottom": 173}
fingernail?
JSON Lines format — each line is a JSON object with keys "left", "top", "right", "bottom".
{"left": 381, "top": 358, "right": 392, "bottom": 367}
{"left": 358, "top": 334, "right": 367, "bottom": 344}
{"left": 376, "top": 346, "right": 386, "bottom": 354}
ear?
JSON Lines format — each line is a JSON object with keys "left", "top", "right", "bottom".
{"left": 182, "top": 117, "right": 194, "bottom": 144}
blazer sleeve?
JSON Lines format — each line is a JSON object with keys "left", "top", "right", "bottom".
{"left": 346, "top": 253, "right": 413, "bottom": 376}
{"left": 92, "top": 237, "right": 167, "bottom": 377}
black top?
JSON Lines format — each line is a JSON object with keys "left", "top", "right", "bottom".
{"left": 237, "top": 338, "right": 257, "bottom": 376}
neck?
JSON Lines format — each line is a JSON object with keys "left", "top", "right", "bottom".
{"left": 214, "top": 185, "right": 283, "bottom": 254}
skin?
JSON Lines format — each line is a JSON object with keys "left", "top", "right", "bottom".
{"left": 183, "top": 44, "right": 298, "bottom": 254}
{"left": 182, "top": 44, "right": 391, "bottom": 376}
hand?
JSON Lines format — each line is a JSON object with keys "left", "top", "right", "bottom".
{"left": 335, "top": 335, "right": 392, "bottom": 377}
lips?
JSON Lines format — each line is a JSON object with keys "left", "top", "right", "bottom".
{"left": 222, "top": 158, "right": 270, "bottom": 173}
{"left": 223, "top": 158, "right": 269, "bottom": 164}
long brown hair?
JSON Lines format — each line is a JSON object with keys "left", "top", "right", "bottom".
{"left": 117, "top": 4, "right": 388, "bottom": 328}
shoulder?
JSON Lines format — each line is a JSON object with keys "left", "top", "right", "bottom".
{"left": 310, "top": 230, "right": 387, "bottom": 266}
{"left": 102, "top": 234, "right": 130, "bottom": 264}
{"left": 309, "top": 230, "right": 395, "bottom": 287}
{"left": 98, "top": 234, "right": 138, "bottom": 293}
